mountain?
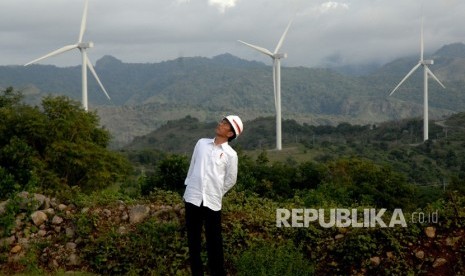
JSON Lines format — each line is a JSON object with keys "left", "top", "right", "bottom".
{"left": 1, "top": 44, "right": 465, "bottom": 147}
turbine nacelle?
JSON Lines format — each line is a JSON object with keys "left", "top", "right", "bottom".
{"left": 274, "top": 53, "right": 287, "bottom": 59}
{"left": 422, "top": 60, "right": 434, "bottom": 65}
{"left": 78, "top": 42, "right": 94, "bottom": 49}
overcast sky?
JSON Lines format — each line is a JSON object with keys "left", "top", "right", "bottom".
{"left": 1, "top": 0, "right": 464, "bottom": 68}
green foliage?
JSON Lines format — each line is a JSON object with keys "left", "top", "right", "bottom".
{"left": 141, "top": 154, "right": 189, "bottom": 195}
{"left": 293, "top": 161, "right": 328, "bottom": 190}
{"left": 331, "top": 230, "right": 378, "bottom": 269}
{"left": 236, "top": 152, "right": 417, "bottom": 210}
{"left": 325, "top": 158, "right": 417, "bottom": 210}
{"left": 2, "top": 188, "right": 465, "bottom": 275}
{"left": 0, "top": 197, "right": 20, "bottom": 236}
{"left": 74, "top": 187, "right": 133, "bottom": 208}
{"left": 235, "top": 241, "right": 314, "bottom": 276}
{"left": 0, "top": 166, "right": 19, "bottom": 199}
{"left": 82, "top": 220, "right": 188, "bottom": 275}
{"left": 0, "top": 88, "right": 132, "bottom": 198}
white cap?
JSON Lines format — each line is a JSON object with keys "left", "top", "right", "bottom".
{"left": 224, "top": 115, "right": 243, "bottom": 139}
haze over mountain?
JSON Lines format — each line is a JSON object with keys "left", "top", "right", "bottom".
{"left": 1, "top": 42, "right": 465, "bottom": 147}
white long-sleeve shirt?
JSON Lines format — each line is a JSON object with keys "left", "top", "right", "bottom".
{"left": 183, "top": 138, "right": 238, "bottom": 211}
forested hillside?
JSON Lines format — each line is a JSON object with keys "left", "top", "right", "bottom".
{"left": 1, "top": 43, "right": 465, "bottom": 146}
{"left": 125, "top": 112, "right": 465, "bottom": 187}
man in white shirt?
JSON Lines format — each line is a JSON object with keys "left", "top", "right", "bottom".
{"left": 183, "top": 115, "right": 243, "bottom": 276}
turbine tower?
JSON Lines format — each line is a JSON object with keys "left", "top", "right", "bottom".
{"left": 25, "top": 0, "right": 110, "bottom": 111}
{"left": 389, "top": 17, "right": 445, "bottom": 141}
{"left": 238, "top": 20, "right": 293, "bottom": 150}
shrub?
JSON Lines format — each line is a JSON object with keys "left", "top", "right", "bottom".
{"left": 82, "top": 220, "right": 188, "bottom": 275}
{"left": 0, "top": 197, "right": 20, "bottom": 237}
{"left": 235, "top": 241, "right": 314, "bottom": 276}
{"left": 0, "top": 89, "right": 132, "bottom": 196}
{"left": 141, "top": 154, "right": 188, "bottom": 195}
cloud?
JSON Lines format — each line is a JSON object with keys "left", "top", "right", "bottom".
{"left": 208, "top": 0, "right": 238, "bottom": 13}
{"left": 319, "top": 1, "right": 349, "bottom": 14}
{"left": 1, "top": 0, "right": 465, "bottom": 68}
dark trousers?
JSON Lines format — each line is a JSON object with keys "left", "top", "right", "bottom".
{"left": 185, "top": 202, "right": 225, "bottom": 276}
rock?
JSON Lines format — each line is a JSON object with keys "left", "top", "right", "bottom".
{"left": 370, "top": 256, "right": 381, "bottom": 266}
{"left": 334, "top": 234, "right": 344, "bottom": 240}
{"left": 415, "top": 250, "right": 425, "bottom": 259}
{"left": 121, "top": 212, "right": 129, "bottom": 221}
{"left": 67, "top": 253, "right": 81, "bottom": 266}
{"left": 386, "top": 251, "right": 394, "bottom": 259}
{"left": 425, "top": 226, "right": 436, "bottom": 238}
{"left": 31, "top": 211, "right": 48, "bottom": 226}
{"left": 37, "top": 230, "right": 47, "bottom": 237}
{"left": 33, "top": 194, "right": 47, "bottom": 209}
{"left": 103, "top": 209, "right": 112, "bottom": 217}
{"left": 0, "top": 236, "right": 15, "bottom": 247}
{"left": 10, "top": 244, "right": 22, "bottom": 254}
{"left": 65, "top": 227, "right": 75, "bottom": 238}
{"left": 43, "top": 208, "right": 55, "bottom": 216}
{"left": 432, "top": 258, "right": 447, "bottom": 268}
{"left": 81, "top": 207, "right": 90, "bottom": 214}
{"left": 66, "top": 242, "right": 77, "bottom": 251}
{"left": 118, "top": 202, "right": 126, "bottom": 211}
{"left": 129, "top": 204, "right": 150, "bottom": 224}
{"left": 58, "top": 204, "right": 67, "bottom": 211}
{"left": 117, "top": 226, "right": 128, "bottom": 235}
{"left": 52, "top": 259, "right": 59, "bottom": 267}
{"left": 52, "top": 215, "right": 64, "bottom": 225}
{"left": 18, "top": 192, "right": 47, "bottom": 211}
{"left": 446, "top": 236, "right": 461, "bottom": 247}
{"left": 14, "top": 216, "right": 24, "bottom": 230}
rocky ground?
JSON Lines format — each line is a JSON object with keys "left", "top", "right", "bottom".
{"left": 0, "top": 192, "right": 184, "bottom": 274}
{"left": 1, "top": 192, "right": 464, "bottom": 275}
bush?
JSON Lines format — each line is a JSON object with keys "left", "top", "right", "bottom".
{"left": 0, "top": 197, "right": 20, "bottom": 237}
{"left": 235, "top": 241, "right": 314, "bottom": 276}
{"left": 0, "top": 88, "right": 132, "bottom": 196}
{"left": 0, "top": 167, "right": 18, "bottom": 200}
{"left": 82, "top": 220, "right": 188, "bottom": 275}
{"left": 141, "top": 154, "right": 189, "bottom": 195}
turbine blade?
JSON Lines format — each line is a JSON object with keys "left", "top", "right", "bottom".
{"left": 420, "top": 17, "right": 424, "bottom": 61}
{"left": 86, "top": 56, "right": 111, "bottom": 100}
{"left": 389, "top": 63, "right": 422, "bottom": 96}
{"left": 238, "top": 40, "right": 274, "bottom": 57}
{"left": 425, "top": 66, "right": 446, "bottom": 89}
{"left": 274, "top": 19, "right": 293, "bottom": 54}
{"left": 24, "top": 44, "right": 78, "bottom": 66}
{"left": 78, "top": 0, "right": 89, "bottom": 43}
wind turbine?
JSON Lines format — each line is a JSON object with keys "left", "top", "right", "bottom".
{"left": 389, "top": 17, "right": 445, "bottom": 141}
{"left": 25, "top": 0, "right": 110, "bottom": 111}
{"left": 238, "top": 19, "right": 293, "bottom": 150}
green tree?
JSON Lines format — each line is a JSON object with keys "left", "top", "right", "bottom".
{"left": 325, "top": 158, "right": 417, "bottom": 210}
{"left": 0, "top": 88, "right": 132, "bottom": 199}
{"left": 141, "top": 154, "right": 188, "bottom": 195}
{"left": 293, "top": 161, "right": 327, "bottom": 190}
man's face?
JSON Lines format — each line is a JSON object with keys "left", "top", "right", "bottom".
{"left": 216, "top": 119, "right": 234, "bottom": 139}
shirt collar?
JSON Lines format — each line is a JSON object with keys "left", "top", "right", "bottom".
{"left": 211, "top": 137, "right": 229, "bottom": 148}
